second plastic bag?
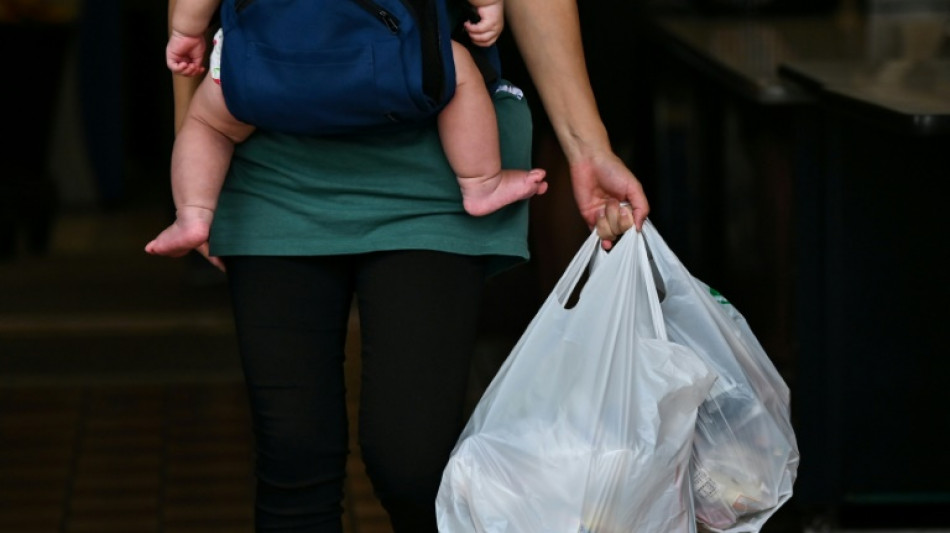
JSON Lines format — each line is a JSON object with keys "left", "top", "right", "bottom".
{"left": 642, "top": 221, "right": 800, "bottom": 532}
{"left": 437, "top": 229, "right": 715, "bottom": 533}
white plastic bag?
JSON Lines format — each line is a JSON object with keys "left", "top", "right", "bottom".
{"left": 437, "top": 229, "right": 716, "bottom": 533}
{"left": 641, "top": 221, "right": 800, "bottom": 532}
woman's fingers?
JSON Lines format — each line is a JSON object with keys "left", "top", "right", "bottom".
{"left": 595, "top": 200, "right": 634, "bottom": 250}
{"left": 196, "top": 242, "right": 226, "bottom": 272}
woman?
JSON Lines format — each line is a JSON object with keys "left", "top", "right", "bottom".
{"left": 165, "top": 0, "right": 648, "bottom": 530}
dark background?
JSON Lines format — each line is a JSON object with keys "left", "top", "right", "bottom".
{"left": 2, "top": 0, "right": 948, "bottom": 530}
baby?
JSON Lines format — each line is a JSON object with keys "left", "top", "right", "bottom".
{"left": 146, "top": 0, "right": 547, "bottom": 260}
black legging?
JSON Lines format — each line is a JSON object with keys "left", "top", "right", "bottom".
{"left": 225, "top": 250, "right": 487, "bottom": 532}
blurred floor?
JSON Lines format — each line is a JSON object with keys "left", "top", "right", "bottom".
{"left": 0, "top": 205, "right": 390, "bottom": 532}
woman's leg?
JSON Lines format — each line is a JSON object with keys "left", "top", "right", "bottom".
{"left": 226, "top": 255, "right": 356, "bottom": 533}
{"left": 354, "top": 250, "right": 487, "bottom": 532}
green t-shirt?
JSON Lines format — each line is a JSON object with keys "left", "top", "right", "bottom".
{"left": 209, "top": 85, "right": 534, "bottom": 276}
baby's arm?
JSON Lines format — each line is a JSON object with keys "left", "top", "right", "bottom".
{"left": 166, "top": 0, "right": 221, "bottom": 75}
{"left": 464, "top": 0, "right": 504, "bottom": 47}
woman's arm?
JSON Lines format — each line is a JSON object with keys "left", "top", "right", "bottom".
{"left": 171, "top": 70, "right": 202, "bottom": 133}
{"left": 505, "top": 0, "right": 648, "bottom": 243}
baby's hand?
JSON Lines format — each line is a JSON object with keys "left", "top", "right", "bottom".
{"left": 166, "top": 29, "right": 207, "bottom": 76}
{"left": 464, "top": 2, "right": 503, "bottom": 47}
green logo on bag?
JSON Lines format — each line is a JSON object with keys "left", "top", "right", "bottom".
{"left": 709, "top": 287, "right": 730, "bottom": 306}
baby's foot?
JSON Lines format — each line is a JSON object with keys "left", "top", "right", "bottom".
{"left": 461, "top": 168, "right": 547, "bottom": 217}
{"left": 145, "top": 206, "right": 214, "bottom": 258}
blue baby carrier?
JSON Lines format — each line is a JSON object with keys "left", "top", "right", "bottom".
{"left": 219, "top": 0, "right": 498, "bottom": 136}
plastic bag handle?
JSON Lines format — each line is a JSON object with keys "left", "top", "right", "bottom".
{"left": 574, "top": 228, "right": 669, "bottom": 342}
{"left": 552, "top": 231, "right": 603, "bottom": 308}
{"left": 634, "top": 229, "right": 670, "bottom": 342}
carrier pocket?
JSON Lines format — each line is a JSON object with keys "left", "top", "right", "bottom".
{"left": 219, "top": 0, "right": 456, "bottom": 135}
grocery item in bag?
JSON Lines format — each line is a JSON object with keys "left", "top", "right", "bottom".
{"left": 438, "top": 230, "right": 714, "bottom": 532}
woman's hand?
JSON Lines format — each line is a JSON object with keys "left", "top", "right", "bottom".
{"left": 570, "top": 150, "right": 649, "bottom": 250}
{"left": 504, "top": 0, "right": 649, "bottom": 249}
{"left": 196, "top": 242, "right": 226, "bottom": 272}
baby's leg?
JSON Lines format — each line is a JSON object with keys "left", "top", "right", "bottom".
{"left": 145, "top": 74, "right": 254, "bottom": 258}
{"left": 438, "top": 41, "right": 546, "bottom": 217}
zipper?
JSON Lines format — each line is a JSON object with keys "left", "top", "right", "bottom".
{"left": 352, "top": 0, "right": 450, "bottom": 104}
{"left": 351, "top": 0, "right": 401, "bottom": 34}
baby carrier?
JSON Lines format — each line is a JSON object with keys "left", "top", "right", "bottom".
{"left": 219, "top": 0, "right": 498, "bottom": 135}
